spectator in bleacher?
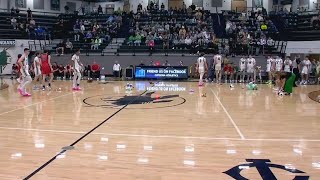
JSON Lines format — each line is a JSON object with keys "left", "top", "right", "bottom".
{"left": 134, "top": 33, "right": 142, "bottom": 46}
{"left": 11, "top": 17, "right": 17, "bottom": 29}
{"left": 190, "top": 3, "right": 196, "bottom": 11}
{"left": 98, "top": 5, "right": 103, "bottom": 14}
{"left": 64, "top": 5, "right": 70, "bottom": 14}
{"left": 148, "top": 39, "right": 155, "bottom": 56}
{"left": 56, "top": 41, "right": 65, "bottom": 55}
{"left": 137, "top": 3, "right": 143, "bottom": 12}
{"left": 29, "top": 18, "right": 35, "bottom": 27}
{"left": 311, "top": 15, "right": 320, "bottom": 29}
{"left": 65, "top": 39, "right": 73, "bottom": 54}
{"left": 91, "top": 37, "right": 101, "bottom": 50}
{"left": 91, "top": 61, "right": 100, "bottom": 79}
{"left": 27, "top": 8, "right": 32, "bottom": 22}
{"left": 11, "top": 7, "right": 15, "bottom": 16}
{"left": 85, "top": 31, "right": 93, "bottom": 41}
{"left": 113, "top": 61, "right": 121, "bottom": 77}
{"left": 161, "top": 3, "right": 165, "bottom": 10}
{"left": 80, "top": 23, "right": 85, "bottom": 33}
{"left": 35, "top": 26, "right": 45, "bottom": 39}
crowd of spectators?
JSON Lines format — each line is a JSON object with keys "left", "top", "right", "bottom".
{"left": 127, "top": 2, "right": 219, "bottom": 55}
{"left": 224, "top": 9, "right": 277, "bottom": 56}
{"left": 54, "top": 12, "right": 123, "bottom": 52}
{"left": 9, "top": 7, "right": 50, "bottom": 40}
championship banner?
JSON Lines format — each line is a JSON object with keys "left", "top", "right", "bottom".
{"left": 0, "top": 40, "right": 16, "bottom": 47}
{"left": 135, "top": 66, "right": 188, "bottom": 79}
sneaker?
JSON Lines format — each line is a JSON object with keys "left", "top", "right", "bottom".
{"left": 273, "top": 87, "right": 279, "bottom": 91}
{"left": 76, "top": 87, "right": 82, "bottom": 90}
{"left": 16, "top": 78, "right": 21, "bottom": 84}
{"left": 17, "top": 88, "right": 24, "bottom": 95}
{"left": 23, "top": 92, "right": 32, "bottom": 97}
{"left": 72, "top": 87, "right": 78, "bottom": 91}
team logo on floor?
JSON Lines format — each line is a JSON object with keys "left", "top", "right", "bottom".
{"left": 83, "top": 91, "right": 186, "bottom": 109}
{"left": 224, "top": 159, "right": 309, "bottom": 179}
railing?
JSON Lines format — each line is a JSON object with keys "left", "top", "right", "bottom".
{"left": 0, "top": 8, "right": 61, "bottom": 16}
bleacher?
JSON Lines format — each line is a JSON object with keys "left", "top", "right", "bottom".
{"left": 45, "top": 13, "right": 123, "bottom": 54}
{"left": 0, "top": 10, "right": 58, "bottom": 40}
{"left": 271, "top": 11, "right": 320, "bottom": 41}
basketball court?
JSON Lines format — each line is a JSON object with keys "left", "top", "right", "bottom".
{"left": 0, "top": 80, "right": 319, "bottom": 179}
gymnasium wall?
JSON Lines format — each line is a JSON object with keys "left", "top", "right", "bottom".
{"left": 0, "top": 0, "right": 123, "bottom": 14}
{"left": 0, "top": 40, "right": 45, "bottom": 74}
{"left": 286, "top": 41, "right": 320, "bottom": 54}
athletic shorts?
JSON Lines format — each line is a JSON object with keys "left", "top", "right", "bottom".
{"left": 34, "top": 68, "right": 41, "bottom": 76}
{"left": 20, "top": 68, "right": 30, "bottom": 77}
{"left": 301, "top": 67, "right": 309, "bottom": 74}
{"left": 247, "top": 68, "right": 254, "bottom": 74}
{"left": 215, "top": 65, "right": 222, "bottom": 71}
{"left": 198, "top": 67, "right": 205, "bottom": 74}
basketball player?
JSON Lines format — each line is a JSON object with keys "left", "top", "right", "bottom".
{"left": 239, "top": 55, "right": 246, "bottom": 82}
{"left": 266, "top": 56, "right": 274, "bottom": 84}
{"left": 33, "top": 52, "right": 42, "bottom": 90}
{"left": 283, "top": 56, "right": 292, "bottom": 76}
{"left": 41, "top": 50, "right": 54, "bottom": 90}
{"left": 214, "top": 53, "right": 222, "bottom": 84}
{"left": 17, "top": 48, "right": 31, "bottom": 96}
{"left": 273, "top": 55, "right": 283, "bottom": 90}
{"left": 275, "top": 55, "right": 283, "bottom": 73}
{"left": 246, "top": 55, "right": 256, "bottom": 82}
{"left": 72, "top": 49, "right": 83, "bottom": 90}
{"left": 16, "top": 54, "right": 22, "bottom": 84}
{"left": 301, "top": 56, "right": 311, "bottom": 85}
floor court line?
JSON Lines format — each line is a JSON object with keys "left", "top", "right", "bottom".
{"left": 210, "top": 88, "right": 246, "bottom": 140}
{"left": 0, "top": 92, "right": 74, "bottom": 117}
{"left": 1, "top": 126, "right": 320, "bottom": 142}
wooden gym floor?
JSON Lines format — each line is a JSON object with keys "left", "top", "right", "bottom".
{"left": 0, "top": 80, "right": 319, "bottom": 179}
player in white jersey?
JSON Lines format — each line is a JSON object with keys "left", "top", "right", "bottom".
{"left": 275, "top": 56, "right": 283, "bottom": 72}
{"left": 283, "top": 56, "right": 292, "bottom": 74}
{"left": 17, "top": 48, "right": 31, "bottom": 96}
{"left": 33, "top": 52, "right": 42, "bottom": 90}
{"left": 246, "top": 55, "right": 256, "bottom": 82}
{"left": 72, "top": 49, "right": 83, "bottom": 90}
{"left": 273, "top": 56, "right": 283, "bottom": 91}
{"left": 214, "top": 54, "right": 222, "bottom": 84}
{"left": 196, "top": 52, "right": 208, "bottom": 86}
{"left": 266, "top": 56, "right": 274, "bottom": 84}
{"left": 301, "top": 56, "right": 311, "bottom": 85}
{"left": 239, "top": 55, "right": 246, "bottom": 82}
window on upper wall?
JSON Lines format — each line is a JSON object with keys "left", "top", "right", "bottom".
{"left": 51, "top": 0, "right": 60, "bottom": 11}
{"left": 66, "top": 2, "right": 77, "bottom": 12}
{"left": 193, "top": 0, "right": 204, "bottom": 7}
{"left": 15, "top": 0, "right": 26, "bottom": 8}
{"left": 33, "top": 0, "right": 44, "bottom": 10}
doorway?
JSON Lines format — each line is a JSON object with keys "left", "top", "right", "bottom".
{"left": 231, "top": 0, "right": 247, "bottom": 12}
{"left": 169, "top": 0, "right": 183, "bottom": 9}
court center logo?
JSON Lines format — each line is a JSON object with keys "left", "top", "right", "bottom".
{"left": 224, "top": 159, "right": 309, "bottom": 180}
{"left": 83, "top": 91, "right": 186, "bottom": 109}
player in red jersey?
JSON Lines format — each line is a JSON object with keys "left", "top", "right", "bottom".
{"left": 15, "top": 54, "right": 23, "bottom": 83}
{"left": 41, "top": 50, "right": 54, "bottom": 90}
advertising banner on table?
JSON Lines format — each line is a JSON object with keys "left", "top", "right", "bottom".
{"left": 135, "top": 66, "right": 188, "bottom": 79}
